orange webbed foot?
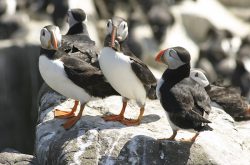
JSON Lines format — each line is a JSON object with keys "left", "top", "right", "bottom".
{"left": 54, "top": 100, "right": 79, "bottom": 119}
{"left": 179, "top": 133, "right": 199, "bottom": 143}
{"left": 102, "top": 114, "right": 124, "bottom": 121}
{"left": 54, "top": 109, "right": 76, "bottom": 119}
{"left": 157, "top": 130, "right": 178, "bottom": 141}
{"left": 120, "top": 118, "right": 141, "bottom": 126}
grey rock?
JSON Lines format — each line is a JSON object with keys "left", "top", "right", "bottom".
{"left": 0, "top": 43, "right": 43, "bottom": 154}
{"left": 35, "top": 91, "right": 250, "bottom": 165}
{"left": 0, "top": 149, "right": 37, "bottom": 165}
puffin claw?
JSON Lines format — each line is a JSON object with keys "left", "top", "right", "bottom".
{"left": 102, "top": 114, "right": 124, "bottom": 121}
{"left": 54, "top": 109, "right": 76, "bottom": 119}
{"left": 120, "top": 118, "right": 141, "bottom": 126}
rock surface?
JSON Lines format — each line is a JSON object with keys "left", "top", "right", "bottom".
{"left": 35, "top": 89, "right": 250, "bottom": 165}
{"left": 0, "top": 43, "right": 43, "bottom": 154}
{"left": 0, "top": 149, "right": 37, "bottom": 165}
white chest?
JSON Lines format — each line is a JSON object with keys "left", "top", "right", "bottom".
{"left": 156, "top": 78, "right": 164, "bottom": 100}
{"left": 38, "top": 55, "right": 91, "bottom": 103}
{"left": 98, "top": 47, "right": 146, "bottom": 103}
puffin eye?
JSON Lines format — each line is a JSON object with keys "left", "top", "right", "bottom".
{"left": 123, "top": 24, "right": 126, "bottom": 29}
{"left": 107, "top": 19, "right": 112, "bottom": 28}
{"left": 169, "top": 49, "right": 176, "bottom": 58}
{"left": 195, "top": 72, "right": 199, "bottom": 77}
{"left": 42, "top": 30, "right": 45, "bottom": 36}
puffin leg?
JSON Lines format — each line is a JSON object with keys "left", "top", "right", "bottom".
{"left": 180, "top": 132, "right": 199, "bottom": 142}
{"left": 63, "top": 103, "right": 85, "bottom": 130}
{"left": 54, "top": 100, "right": 79, "bottom": 119}
{"left": 120, "top": 107, "right": 145, "bottom": 126}
{"left": 158, "top": 130, "right": 178, "bottom": 141}
{"left": 102, "top": 101, "right": 127, "bottom": 121}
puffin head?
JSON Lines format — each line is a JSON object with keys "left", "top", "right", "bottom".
{"left": 106, "top": 16, "right": 128, "bottom": 49}
{"left": 190, "top": 69, "right": 210, "bottom": 88}
{"left": 155, "top": 46, "right": 191, "bottom": 69}
{"left": 67, "top": 8, "right": 87, "bottom": 28}
{"left": 40, "top": 25, "right": 62, "bottom": 50}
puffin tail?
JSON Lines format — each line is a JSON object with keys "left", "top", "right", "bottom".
{"left": 195, "top": 124, "right": 213, "bottom": 132}
{"left": 147, "top": 84, "right": 157, "bottom": 100}
{"left": 187, "top": 109, "right": 212, "bottom": 123}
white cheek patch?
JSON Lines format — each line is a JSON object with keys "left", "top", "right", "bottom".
{"left": 190, "top": 70, "right": 210, "bottom": 87}
{"left": 221, "top": 39, "right": 231, "bottom": 54}
{"left": 231, "top": 37, "right": 241, "bottom": 53}
{"left": 117, "top": 22, "right": 128, "bottom": 41}
{"left": 242, "top": 58, "right": 250, "bottom": 73}
{"left": 40, "top": 29, "right": 51, "bottom": 48}
{"left": 166, "top": 55, "right": 185, "bottom": 70}
{"left": 221, "top": 37, "right": 242, "bottom": 56}
{"left": 106, "top": 20, "right": 113, "bottom": 35}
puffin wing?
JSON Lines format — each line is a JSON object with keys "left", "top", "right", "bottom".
{"left": 190, "top": 82, "right": 212, "bottom": 115}
{"left": 61, "top": 56, "right": 118, "bottom": 97}
{"left": 61, "top": 35, "right": 99, "bottom": 63}
{"left": 169, "top": 81, "right": 211, "bottom": 123}
{"left": 61, "top": 56, "right": 103, "bottom": 87}
{"left": 129, "top": 56, "right": 157, "bottom": 85}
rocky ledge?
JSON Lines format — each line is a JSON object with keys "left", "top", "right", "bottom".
{"left": 32, "top": 85, "right": 250, "bottom": 165}
{"left": 0, "top": 148, "right": 37, "bottom": 165}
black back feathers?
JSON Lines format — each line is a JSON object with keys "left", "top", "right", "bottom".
{"left": 173, "top": 46, "right": 191, "bottom": 63}
{"left": 71, "top": 9, "right": 86, "bottom": 22}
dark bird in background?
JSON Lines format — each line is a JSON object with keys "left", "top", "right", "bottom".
{"left": 30, "top": 0, "right": 69, "bottom": 27}
{"left": 39, "top": 25, "right": 119, "bottom": 129}
{"left": 60, "top": 8, "right": 99, "bottom": 66}
{"left": 190, "top": 69, "right": 250, "bottom": 121}
{"left": 99, "top": 16, "right": 157, "bottom": 126}
{"left": 232, "top": 34, "right": 250, "bottom": 98}
{"left": 196, "top": 28, "right": 241, "bottom": 82}
{"left": 0, "top": 0, "right": 27, "bottom": 40}
{"left": 155, "top": 46, "right": 212, "bottom": 142}
{"left": 137, "top": 0, "right": 175, "bottom": 43}
{"left": 0, "top": 0, "right": 7, "bottom": 16}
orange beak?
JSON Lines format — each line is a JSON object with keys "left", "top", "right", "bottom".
{"left": 51, "top": 31, "right": 58, "bottom": 49}
{"left": 155, "top": 49, "right": 166, "bottom": 62}
{"left": 111, "top": 26, "right": 117, "bottom": 48}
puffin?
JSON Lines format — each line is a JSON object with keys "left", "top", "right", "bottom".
{"left": 196, "top": 28, "right": 241, "bottom": 82}
{"left": 232, "top": 36, "right": 250, "bottom": 98}
{"left": 155, "top": 46, "right": 212, "bottom": 142}
{"left": 99, "top": 17, "right": 157, "bottom": 126}
{"left": 54, "top": 8, "right": 100, "bottom": 119}
{"left": 39, "top": 25, "right": 119, "bottom": 129}
{"left": 190, "top": 69, "right": 250, "bottom": 121}
{"left": 60, "top": 8, "right": 98, "bottom": 65}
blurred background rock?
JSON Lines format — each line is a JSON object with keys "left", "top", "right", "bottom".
{"left": 0, "top": 0, "right": 249, "bottom": 155}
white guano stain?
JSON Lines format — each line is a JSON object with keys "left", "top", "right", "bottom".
{"left": 72, "top": 130, "right": 97, "bottom": 165}
{"left": 104, "top": 134, "right": 123, "bottom": 165}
